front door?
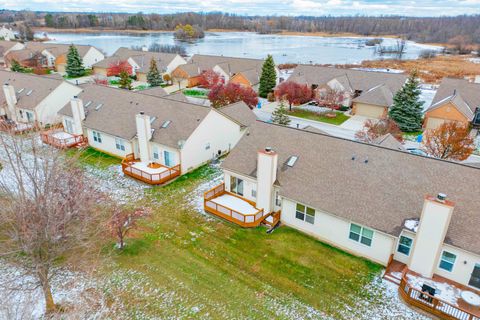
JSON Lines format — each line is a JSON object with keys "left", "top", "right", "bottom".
{"left": 164, "top": 151, "right": 172, "bottom": 167}
{"left": 469, "top": 264, "right": 480, "bottom": 289}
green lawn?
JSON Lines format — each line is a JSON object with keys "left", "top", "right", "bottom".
{"left": 183, "top": 89, "right": 209, "bottom": 98}
{"left": 63, "top": 69, "right": 93, "bottom": 79}
{"left": 65, "top": 147, "right": 121, "bottom": 169}
{"left": 289, "top": 109, "right": 350, "bottom": 125}
{"left": 96, "top": 163, "right": 385, "bottom": 319}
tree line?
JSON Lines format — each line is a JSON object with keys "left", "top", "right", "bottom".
{"left": 1, "top": 10, "right": 480, "bottom": 45}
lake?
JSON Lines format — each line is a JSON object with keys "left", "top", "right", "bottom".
{"left": 42, "top": 31, "right": 442, "bottom": 65}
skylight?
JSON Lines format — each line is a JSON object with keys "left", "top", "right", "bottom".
{"left": 287, "top": 156, "right": 298, "bottom": 167}
{"left": 84, "top": 101, "right": 92, "bottom": 107}
{"left": 17, "top": 88, "right": 24, "bottom": 94}
{"left": 95, "top": 103, "right": 103, "bottom": 111}
{"left": 150, "top": 116, "right": 157, "bottom": 124}
{"left": 26, "top": 89, "right": 33, "bottom": 96}
{"left": 161, "top": 120, "right": 171, "bottom": 128}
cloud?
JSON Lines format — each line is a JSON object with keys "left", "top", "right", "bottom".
{"left": 3, "top": 0, "right": 480, "bottom": 16}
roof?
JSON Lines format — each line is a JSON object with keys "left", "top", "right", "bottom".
{"left": 216, "top": 101, "right": 258, "bottom": 127}
{"left": 426, "top": 78, "right": 480, "bottom": 120}
{"left": 183, "top": 54, "right": 265, "bottom": 78}
{"left": 58, "top": 84, "right": 212, "bottom": 149}
{"left": 372, "top": 133, "right": 406, "bottom": 151}
{"left": 288, "top": 65, "right": 407, "bottom": 95}
{"left": 222, "top": 121, "right": 480, "bottom": 255}
{"left": 0, "top": 40, "right": 21, "bottom": 56}
{"left": 0, "top": 70, "right": 65, "bottom": 110}
{"left": 302, "top": 125, "right": 329, "bottom": 135}
{"left": 139, "top": 86, "right": 168, "bottom": 98}
{"left": 92, "top": 47, "right": 179, "bottom": 73}
{"left": 235, "top": 68, "right": 260, "bottom": 85}
{"left": 24, "top": 43, "right": 94, "bottom": 58}
{"left": 352, "top": 84, "right": 394, "bottom": 107}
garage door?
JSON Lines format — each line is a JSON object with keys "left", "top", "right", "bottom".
{"left": 425, "top": 117, "right": 446, "bottom": 130}
{"left": 355, "top": 103, "right": 385, "bottom": 119}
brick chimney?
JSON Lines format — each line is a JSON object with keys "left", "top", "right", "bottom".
{"left": 256, "top": 147, "right": 278, "bottom": 214}
{"left": 2, "top": 83, "right": 17, "bottom": 122}
{"left": 135, "top": 112, "right": 152, "bottom": 163}
{"left": 408, "top": 194, "right": 454, "bottom": 278}
{"left": 70, "top": 96, "right": 85, "bottom": 135}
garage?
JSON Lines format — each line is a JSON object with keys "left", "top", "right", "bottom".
{"left": 424, "top": 117, "right": 446, "bottom": 130}
{"left": 353, "top": 102, "right": 386, "bottom": 119}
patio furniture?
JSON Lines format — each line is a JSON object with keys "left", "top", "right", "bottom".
{"left": 461, "top": 291, "right": 480, "bottom": 307}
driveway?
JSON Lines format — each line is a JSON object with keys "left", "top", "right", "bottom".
{"left": 340, "top": 115, "right": 376, "bottom": 131}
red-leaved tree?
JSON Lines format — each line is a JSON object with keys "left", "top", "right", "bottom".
{"left": 198, "top": 69, "right": 225, "bottom": 89}
{"left": 355, "top": 118, "right": 404, "bottom": 143}
{"left": 422, "top": 122, "right": 476, "bottom": 160}
{"left": 274, "top": 81, "right": 312, "bottom": 111}
{"left": 314, "top": 87, "right": 345, "bottom": 110}
{"left": 208, "top": 82, "right": 258, "bottom": 109}
{"left": 107, "top": 60, "right": 133, "bottom": 77}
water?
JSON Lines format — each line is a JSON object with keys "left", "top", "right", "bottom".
{"left": 43, "top": 31, "right": 442, "bottom": 64}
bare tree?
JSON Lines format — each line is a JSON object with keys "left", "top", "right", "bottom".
{"left": 109, "top": 206, "right": 149, "bottom": 249}
{"left": 314, "top": 87, "right": 345, "bottom": 110}
{"left": 0, "top": 131, "right": 108, "bottom": 315}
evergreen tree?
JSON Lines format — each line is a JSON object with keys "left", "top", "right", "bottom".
{"left": 65, "top": 45, "right": 85, "bottom": 78}
{"left": 258, "top": 55, "right": 277, "bottom": 98}
{"left": 119, "top": 71, "right": 132, "bottom": 90}
{"left": 146, "top": 58, "right": 163, "bottom": 87}
{"left": 271, "top": 100, "right": 291, "bottom": 125}
{"left": 10, "top": 59, "right": 24, "bottom": 73}
{"left": 388, "top": 70, "right": 424, "bottom": 132}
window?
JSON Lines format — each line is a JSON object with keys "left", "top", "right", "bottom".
{"left": 153, "top": 146, "right": 159, "bottom": 160}
{"left": 275, "top": 191, "right": 281, "bottom": 207}
{"left": 26, "top": 111, "right": 34, "bottom": 123}
{"left": 349, "top": 224, "right": 373, "bottom": 247}
{"left": 397, "top": 236, "right": 413, "bottom": 256}
{"left": 115, "top": 138, "right": 125, "bottom": 151}
{"left": 230, "top": 176, "right": 244, "bottom": 196}
{"left": 92, "top": 131, "right": 102, "bottom": 143}
{"left": 64, "top": 119, "right": 74, "bottom": 134}
{"left": 439, "top": 251, "right": 456, "bottom": 272}
{"left": 295, "top": 203, "right": 315, "bottom": 224}
{"left": 251, "top": 187, "right": 256, "bottom": 198}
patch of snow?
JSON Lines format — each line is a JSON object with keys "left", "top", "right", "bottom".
{"left": 461, "top": 291, "right": 480, "bottom": 306}
{"left": 469, "top": 58, "right": 480, "bottom": 64}
{"left": 352, "top": 67, "right": 405, "bottom": 74}
{"left": 187, "top": 163, "right": 223, "bottom": 215}
{"left": 297, "top": 104, "right": 332, "bottom": 113}
{"left": 420, "top": 85, "right": 438, "bottom": 112}
{"left": 406, "top": 274, "right": 461, "bottom": 306}
{"left": 404, "top": 219, "right": 419, "bottom": 233}
{"left": 51, "top": 131, "right": 74, "bottom": 140}
{"left": 130, "top": 161, "right": 169, "bottom": 174}
{"left": 211, "top": 194, "right": 259, "bottom": 214}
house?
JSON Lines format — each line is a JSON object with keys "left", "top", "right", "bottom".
{"left": 203, "top": 121, "right": 480, "bottom": 318}
{"left": 92, "top": 47, "right": 186, "bottom": 81}
{"left": 171, "top": 54, "right": 271, "bottom": 89}
{"left": 0, "top": 26, "right": 15, "bottom": 41}
{"left": 424, "top": 78, "right": 480, "bottom": 130}
{"left": 0, "top": 70, "right": 81, "bottom": 131}
{"left": 5, "top": 43, "right": 104, "bottom": 72}
{"left": 54, "top": 84, "right": 256, "bottom": 184}
{"left": 0, "top": 40, "right": 25, "bottom": 67}
{"left": 288, "top": 65, "right": 407, "bottom": 118}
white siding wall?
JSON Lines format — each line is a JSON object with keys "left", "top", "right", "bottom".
{"left": 281, "top": 197, "right": 396, "bottom": 265}
{"left": 83, "top": 47, "right": 105, "bottom": 69}
{"left": 223, "top": 170, "right": 258, "bottom": 202}
{"left": 86, "top": 128, "right": 133, "bottom": 158}
{"left": 433, "top": 245, "right": 480, "bottom": 288}
{"left": 393, "top": 230, "right": 416, "bottom": 265}
{"left": 147, "top": 141, "right": 181, "bottom": 168}
{"left": 180, "top": 110, "right": 244, "bottom": 173}
{"left": 35, "top": 82, "right": 82, "bottom": 126}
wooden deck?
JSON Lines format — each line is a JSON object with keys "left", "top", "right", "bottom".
{"left": 203, "top": 183, "right": 281, "bottom": 228}
{"left": 121, "top": 153, "right": 181, "bottom": 185}
{"left": 0, "top": 119, "right": 35, "bottom": 134}
{"left": 40, "top": 129, "right": 86, "bottom": 148}
{"left": 385, "top": 260, "right": 480, "bottom": 320}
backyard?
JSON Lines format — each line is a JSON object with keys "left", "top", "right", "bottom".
{"left": 289, "top": 109, "right": 350, "bottom": 125}
{"left": 0, "top": 145, "right": 429, "bottom": 319}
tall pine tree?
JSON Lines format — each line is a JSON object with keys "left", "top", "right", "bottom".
{"left": 147, "top": 58, "right": 163, "bottom": 87}
{"left": 271, "top": 100, "right": 291, "bottom": 125}
{"left": 65, "top": 45, "right": 85, "bottom": 78}
{"left": 119, "top": 71, "right": 132, "bottom": 90}
{"left": 388, "top": 70, "right": 424, "bottom": 132}
{"left": 258, "top": 55, "right": 277, "bottom": 98}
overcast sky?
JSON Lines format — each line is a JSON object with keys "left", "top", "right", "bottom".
{"left": 3, "top": 0, "right": 480, "bottom": 16}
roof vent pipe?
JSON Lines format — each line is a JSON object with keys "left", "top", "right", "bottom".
{"left": 139, "top": 111, "right": 145, "bottom": 115}
{"left": 265, "top": 147, "right": 273, "bottom": 153}
{"left": 437, "top": 193, "right": 447, "bottom": 202}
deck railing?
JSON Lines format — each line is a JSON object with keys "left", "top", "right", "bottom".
{"left": 40, "top": 129, "right": 86, "bottom": 148}
{"left": 204, "top": 183, "right": 269, "bottom": 228}
{"left": 121, "top": 153, "right": 181, "bottom": 185}
{"left": 0, "top": 119, "right": 35, "bottom": 134}
{"left": 399, "top": 275, "right": 480, "bottom": 320}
